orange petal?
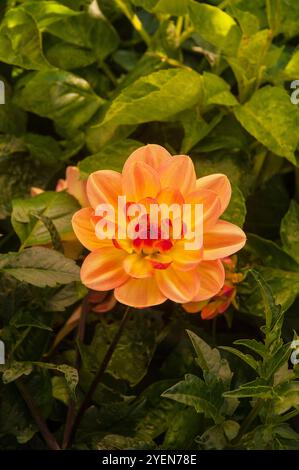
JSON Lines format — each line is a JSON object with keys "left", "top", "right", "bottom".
{"left": 87, "top": 170, "right": 122, "bottom": 209}
{"left": 122, "top": 161, "right": 161, "bottom": 202}
{"left": 196, "top": 174, "right": 231, "bottom": 213}
{"left": 155, "top": 266, "right": 200, "bottom": 303}
{"left": 123, "top": 253, "right": 153, "bottom": 278}
{"left": 81, "top": 247, "right": 129, "bottom": 291}
{"left": 203, "top": 220, "right": 246, "bottom": 260}
{"left": 182, "top": 300, "right": 207, "bottom": 314}
{"left": 31, "top": 187, "right": 44, "bottom": 196}
{"left": 185, "top": 189, "right": 222, "bottom": 230}
{"left": 160, "top": 155, "right": 197, "bottom": 197}
{"left": 72, "top": 208, "right": 113, "bottom": 251}
{"left": 123, "top": 144, "right": 172, "bottom": 173}
{"left": 65, "top": 166, "right": 89, "bottom": 207}
{"left": 191, "top": 260, "right": 225, "bottom": 301}
{"left": 114, "top": 277, "right": 167, "bottom": 308}
{"left": 170, "top": 240, "right": 202, "bottom": 271}
{"left": 156, "top": 188, "right": 184, "bottom": 206}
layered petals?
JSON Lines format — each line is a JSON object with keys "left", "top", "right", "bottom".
{"left": 123, "top": 144, "right": 172, "bottom": 174}
{"left": 72, "top": 207, "right": 112, "bottom": 251}
{"left": 114, "top": 277, "right": 167, "bottom": 308}
{"left": 203, "top": 220, "right": 246, "bottom": 260}
{"left": 185, "top": 189, "right": 222, "bottom": 230}
{"left": 196, "top": 174, "right": 231, "bottom": 213}
{"left": 170, "top": 240, "right": 202, "bottom": 271}
{"left": 122, "top": 161, "right": 161, "bottom": 202}
{"left": 155, "top": 266, "right": 200, "bottom": 303}
{"left": 160, "top": 156, "right": 197, "bottom": 197}
{"left": 87, "top": 170, "right": 122, "bottom": 209}
{"left": 81, "top": 247, "right": 129, "bottom": 291}
{"left": 123, "top": 253, "right": 153, "bottom": 278}
{"left": 192, "top": 260, "right": 225, "bottom": 301}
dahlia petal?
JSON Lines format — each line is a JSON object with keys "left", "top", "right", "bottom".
{"left": 122, "top": 161, "right": 161, "bottom": 202}
{"left": 160, "top": 156, "right": 197, "bottom": 197}
{"left": 203, "top": 220, "right": 246, "bottom": 260}
{"left": 81, "top": 247, "right": 129, "bottom": 291}
{"left": 123, "top": 253, "right": 153, "bottom": 278}
{"left": 155, "top": 266, "right": 200, "bottom": 303}
{"left": 170, "top": 240, "right": 202, "bottom": 271}
{"left": 72, "top": 208, "right": 112, "bottom": 251}
{"left": 65, "top": 166, "right": 89, "bottom": 207}
{"left": 123, "top": 144, "right": 172, "bottom": 173}
{"left": 185, "top": 189, "right": 222, "bottom": 230}
{"left": 191, "top": 260, "right": 225, "bottom": 301}
{"left": 87, "top": 170, "right": 122, "bottom": 209}
{"left": 195, "top": 174, "right": 231, "bottom": 213}
{"left": 114, "top": 277, "right": 167, "bottom": 308}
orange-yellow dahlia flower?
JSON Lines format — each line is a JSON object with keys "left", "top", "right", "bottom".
{"left": 72, "top": 145, "right": 246, "bottom": 308}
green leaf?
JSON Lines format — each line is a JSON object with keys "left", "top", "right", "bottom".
{"left": 162, "top": 407, "right": 202, "bottom": 449}
{"left": 186, "top": 330, "right": 232, "bottom": 385}
{"left": 131, "top": 0, "right": 189, "bottom": 15}
{"left": 222, "top": 184, "right": 246, "bottom": 228}
{"left": 10, "top": 311, "right": 53, "bottom": 331}
{"left": 280, "top": 200, "right": 299, "bottom": 264}
{"left": 224, "top": 378, "right": 273, "bottom": 399}
{"left": 79, "top": 311, "right": 163, "bottom": 386}
{"left": 30, "top": 4, "right": 119, "bottom": 62}
{"left": 0, "top": 7, "right": 51, "bottom": 69}
{"left": 14, "top": 70, "right": 104, "bottom": 134}
{"left": 0, "top": 247, "right": 80, "bottom": 287}
{"left": 201, "top": 72, "right": 238, "bottom": 108}
{"left": 11, "top": 191, "right": 80, "bottom": 248}
{"left": 79, "top": 139, "right": 142, "bottom": 178}
{"left": 189, "top": 1, "right": 241, "bottom": 55}
{"left": 33, "top": 362, "right": 78, "bottom": 400}
{"left": 22, "top": 133, "right": 63, "bottom": 166}
{"left": 162, "top": 374, "right": 223, "bottom": 423}
{"left": 242, "top": 235, "right": 299, "bottom": 316}
{"left": 250, "top": 269, "right": 281, "bottom": 331}
{"left": 1, "top": 361, "right": 33, "bottom": 384}
{"left": 220, "top": 346, "right": 259, "bottom": 372}
{"left": 234, "top": 339, "right": 266, "bottom": 358}
{"left": 86, "top": 68, "right": 202, "bottom": 150}
{"left": 234, "top": 86, "right": 299, "bottom": 164}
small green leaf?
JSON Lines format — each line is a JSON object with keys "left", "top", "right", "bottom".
{"left": 220, "top": 346, "right": 259, "bottom": 372}
{"left": 12, "top": 191, "right": 79, "bottom": 248}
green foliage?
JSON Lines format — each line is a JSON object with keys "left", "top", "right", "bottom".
{"left": 0, "top": 0, "right": 298, "bottom": 451}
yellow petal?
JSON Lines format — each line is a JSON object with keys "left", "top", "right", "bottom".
{"left": 114, "top": 277, "right": 167, "bottom": 308}
{"left": 122, "top": 161, "right": 161, "bottom": 202}
{"left": 160, "top": 155, "right": 196, "bottom": 197}
{"left": 123, "top": 144, "right": 172, "bottom": 173}
{"left": 155, "top": 266, "right": 200, "bottom": 303}
{"left": 203, "top": 220, "right": 246, "bottom": 260}
{"left": 196, "top": 174, "right": 231, "bottom": 213}
{"left": 123, "top": 253, "right": 153, "bottom": 278}
{"left": 72, "top": 208, "right": 112, "bottom": 251}
{"left": 81, "top": 247, "right": 129, "bottom": 291}
{"left": 192, "top": 260, "right": 225, "bottom": 301}
{"left": 87, "top": 170, "right": 122, "bottom": 209}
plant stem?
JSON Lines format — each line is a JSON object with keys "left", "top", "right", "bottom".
{"left": 16, "top": 379, "right": 61, "bottom": 450}
{"left": 68, "top": 305, "right": 131, "bottom": 446}
{"left": 62, "top": 294, "right": 90, "bottom": 449}
{"left": 99, "top": 61, "right": 117, "bottom": 86}
{"left": 115, "top": 0, "right": 151, "bottom": 47}
{"left": 232, "top": 399, "right": 263, "bottom": 446}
